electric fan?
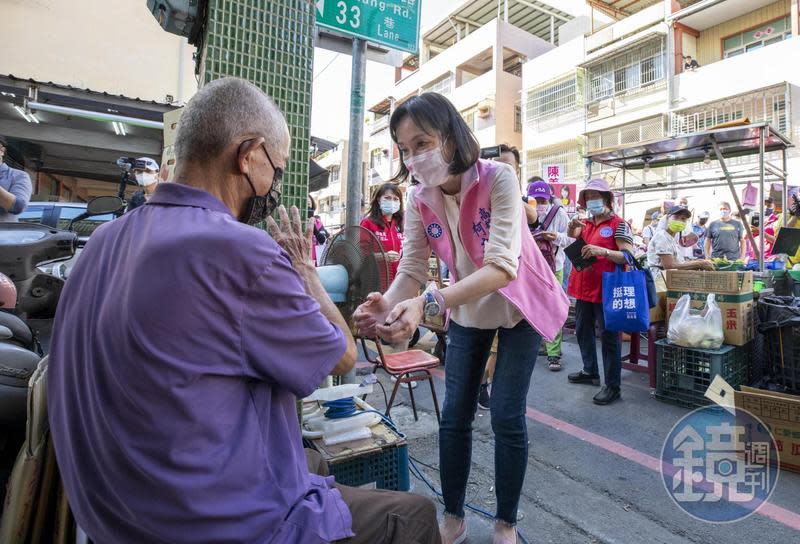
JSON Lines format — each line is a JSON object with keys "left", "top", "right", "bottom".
{"left": 316, "top": 226, "right": 391, "bottom": 327}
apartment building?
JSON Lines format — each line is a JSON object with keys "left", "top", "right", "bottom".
{"left": 366, "top": 0, "right": 580, "bottom": 185}
{"left": 311, "top": 140, "right": 369, "bottom": 231}
{"left": 522, "top": 0, "right": 800, "bottom": 225}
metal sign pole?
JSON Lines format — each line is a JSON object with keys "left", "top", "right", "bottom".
{"left": 342, "top": 37, "right": 367, "bottom": 385}
{"left": 346, "top": 38, "right": 367, "bottom": 230}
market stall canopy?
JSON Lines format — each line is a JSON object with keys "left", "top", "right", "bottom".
{"left": 586, "top": 123, "right": 793, "bottom": 170}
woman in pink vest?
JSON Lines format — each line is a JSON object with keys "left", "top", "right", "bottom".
{"left": 566, "top": 179, "right": 634, "bottom": 406}
{"left": 353, "top": 93, "right": 568, "bottom": 544}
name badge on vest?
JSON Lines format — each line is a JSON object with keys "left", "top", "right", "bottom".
{"left": 427, "top": 223, "right": 443, "bottom": 239}
{"left": 599, "top": 226, "right": 613, "bottom": 238}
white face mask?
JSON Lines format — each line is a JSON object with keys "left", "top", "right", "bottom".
{"left": 403, "top": 146, "right": 451, "bottom": 188}
{"left": 536, "top": 203, "right": 551, "bottom": 216}
{"left": 380, "top": 199, "right": 400, "bottom": 215}
{"left": 136, "top": 172, "right": 158, "bottom": 187}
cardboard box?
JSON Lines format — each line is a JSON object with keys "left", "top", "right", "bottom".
{"left": 650, "top": 271, "right": 667, "bottom": 323}
{"left": 163, "top": 107, "right": 183, "bottom": 148}
{"left": 735, "top": 386, "right": 800, "bottom": 474}
{"left": 665, "top": 270, "right": 753, "bottom": 294}
{"left": 160, "top": 145, "right": 176, "bottom": 183}
{"left": 665, "top": 270, "right": 754, "bottom": 346}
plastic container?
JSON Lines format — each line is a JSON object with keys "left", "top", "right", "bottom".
{"left": 310, "top": 421, "right": 410, "bottom": 491}
{"left": 757, "top": 296, "right": 800, "bottom": 393}
{"left": 655, "top": 340, "right": 750, "bottom": 408}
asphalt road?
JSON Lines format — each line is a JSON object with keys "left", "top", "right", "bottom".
{"left": 360, "top": 333, "right": 800, "bottom": 544}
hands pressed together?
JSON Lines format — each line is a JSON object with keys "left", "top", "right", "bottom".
{"left": 352, "top": 292, "right": 425, "bottom": 344}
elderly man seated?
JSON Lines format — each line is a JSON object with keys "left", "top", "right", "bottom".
{"left": 48, "top": 77, "right": 440, "bottom": 544}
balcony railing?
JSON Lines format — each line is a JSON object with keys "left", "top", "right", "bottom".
{"left": 670, "top": 85, "right": 789, "bottom": 136}
{"left": 369, "top": 116, "right": 389, "bottom": 135}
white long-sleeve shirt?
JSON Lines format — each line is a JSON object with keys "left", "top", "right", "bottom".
{"left": 397, "top": 163, "right": 524, "bottom": 329}
{"left": 532, "top": 204, "right": 573, "bottom": 272}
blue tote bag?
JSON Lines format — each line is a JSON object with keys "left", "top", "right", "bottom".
{"left": 602, "top": 257, "right": 650, "bottom": 333}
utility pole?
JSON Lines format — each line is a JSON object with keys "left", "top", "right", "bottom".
{"left": 346, "top": 38, "right": 367, "bottom": 229}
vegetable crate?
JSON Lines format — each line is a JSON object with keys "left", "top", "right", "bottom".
{"left": 655, "top": 340, "right": 750, "bottom": 408}
{"left": 308, "top": 420, "right": 410, "bottom": 491}
{"left": 762, "top": 323, "right": 800, "bottom": 393}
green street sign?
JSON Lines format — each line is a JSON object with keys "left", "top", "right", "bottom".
{"left": 315, "top": 0, "right": 421, "bottom": 55}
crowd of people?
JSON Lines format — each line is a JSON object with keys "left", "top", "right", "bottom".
{"left": 632, "top": 195, "right": 786, "bottom": 264}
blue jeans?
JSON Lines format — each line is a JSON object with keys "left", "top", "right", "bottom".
{"left": 439, "top": 320, "right": 541, "bottom": 525}
{"left": 574, "top": 300, "right": 622, "bottom": 388}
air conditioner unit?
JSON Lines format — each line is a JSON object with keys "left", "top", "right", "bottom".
{"left": 146, "top": 0, "right": 206, "bottom": 46}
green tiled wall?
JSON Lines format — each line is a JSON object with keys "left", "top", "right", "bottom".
{"left": 201, "top": 0, "right": 314, "bottom": 211}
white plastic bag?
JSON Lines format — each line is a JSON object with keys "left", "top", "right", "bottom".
{"left": 668, "top": 293, "right": 724, "bottom": 350}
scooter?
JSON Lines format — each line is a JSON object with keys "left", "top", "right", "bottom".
{"left": 0, "top": 195, "right": 125, "bottom": 509}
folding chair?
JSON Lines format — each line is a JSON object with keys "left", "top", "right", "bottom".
{"left": 361, "top": 338, "right": 441, "bottom": 423}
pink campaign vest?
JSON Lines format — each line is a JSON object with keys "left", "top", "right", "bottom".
{"left": 413, "top": 159, "right": 569, "bottom": 342}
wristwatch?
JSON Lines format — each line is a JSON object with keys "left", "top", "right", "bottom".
{"left": 423, "top": 287, "right": 445, "bottom": 317}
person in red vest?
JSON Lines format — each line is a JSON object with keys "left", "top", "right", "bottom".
{"left": 566, "top": 179, "right": 634, "bottom": 406}
{"left": 361, "top": 182, "right": 405, "bottom": 285}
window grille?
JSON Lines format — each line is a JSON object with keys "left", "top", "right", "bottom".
{"left": 514, "top": 102, "right": 522, "bottom": 133}
{"left": 587, "top": 38, "right": 666, "bottom": 104}
{"left": 525, "top": 73, "right": 581, "bottom": 123}
{"left": 422, "top": 73, "right": 453, "bottom": 96}
{"left": 587, "top": 116, "right": 665, "bottom": 151}
{"left": 461, "top": 106, "right": 477, "bottom": 130}
{"left": 524, "top": 140, "right": 585, "bottom": 183}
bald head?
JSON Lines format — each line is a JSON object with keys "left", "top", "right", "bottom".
{"left": 175, "top": 77, "right": 290, "bottom": 167}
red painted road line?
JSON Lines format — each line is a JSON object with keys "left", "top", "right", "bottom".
{"left": 525, "top": 406, "right": 661, "bottom": 472}
{"left": 428, "top": 366, "right": 800, "bottom": 532}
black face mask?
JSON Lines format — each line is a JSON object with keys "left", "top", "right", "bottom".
{"left": 307, "top": 208, "right": 315, "bottom": 219}
{"left": 239, "top": 143, "right": 283, "bottom": 226}
{"left": 240, "top": 173, "right": 280, "bottom": 226}
{"left": 699, "top": 218, "right": 708, "bottom": 225}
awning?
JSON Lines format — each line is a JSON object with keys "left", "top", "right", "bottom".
{"left": 422, "top": 0, "right": 573, "bottom": 47}
{"left": 586, "top": 123, "right": 793, "bottom": 170}
{"left": 308, "top": 159, "right": 330, "bottom": 193}
{"left": 0, "top": 74, "right": 170, "bottom": 199}
{"left": 666, "top": 0, "right": 777, "bottom": 31}
{"left": 587, "top": 0, "right": 662, "bottom": 19}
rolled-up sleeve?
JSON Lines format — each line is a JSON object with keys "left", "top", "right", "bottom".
{"left": 484, "top": 164, "right": 522, "bottom": 279}
{"left": 5, "top": 170, "right": 32, "bottom": 215}
{"left": 395, "top": 188, "right": 431, "bottom": 286}
{"left": 241, "top": 251, "right": 346, "bottom": 398}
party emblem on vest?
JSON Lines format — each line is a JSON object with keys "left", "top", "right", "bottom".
{"left": 427, "top": 223, "right": 444, "bottom": 239}
{"left": 599, "top": 226, "right": 614, "bottom": 238}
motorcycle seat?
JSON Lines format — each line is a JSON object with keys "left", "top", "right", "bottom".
{"left": 0, "top": 311, "right": 35, "bottom": 351}
{"left": 0, "top": 342, "right": 40, "bottom": 429}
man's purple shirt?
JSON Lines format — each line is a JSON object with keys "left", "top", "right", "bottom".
{"left": 48, "top": 183, "right": 352, "bottom": 543}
